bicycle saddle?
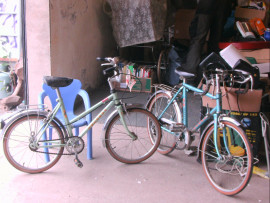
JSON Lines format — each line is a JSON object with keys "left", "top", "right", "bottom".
{"left": 175, "top": 69, "right": 195, "bottom": 78}
{"left": 43, "top": 76, "right": 73, "bottom": 88}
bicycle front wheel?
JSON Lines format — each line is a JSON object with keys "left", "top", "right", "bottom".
{"left": 105, "top": 108, "right": 161, "bottom": 164}
{"left": 148, "top": 92, "right": 182, "bottom": 154}
{"left": 3, "top": 114, "right": 65, "bottom": 173}
{"left": 201, "top": 121, "right": 253, "bottom": 196}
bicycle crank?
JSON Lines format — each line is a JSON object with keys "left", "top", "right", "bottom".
{"left": 74, "top": 153, "right": 83, "bottom": 168}
{"left": 175, "top": 130, "right": 193, "bottom": 151}
{"left": 65, "top": 137, "right": 85, "bottom": 168}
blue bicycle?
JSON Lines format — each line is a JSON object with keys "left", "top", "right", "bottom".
{"left": 146, "top": 68, "right": 254, "bottom": 195}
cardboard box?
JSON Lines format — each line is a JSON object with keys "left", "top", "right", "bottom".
{"left": 202, "top": 86, "right": 263, "bottom": 112}
{"left": 174, "top": 9, "right": 196, "bottom": 39}
{"left": 240, "top": 49, "right": 270, "bottom": 64}
{"left": 113, "top": 76, "right": 152, "bottom": 93}
{"left": 229, "top": 111, "right": 262, "bottom": 157}
{"left": 235, "top": 6, "right": 266, "bottom": 22}
{"left": 201, "top": 104, "right": 263, "bottom": 157}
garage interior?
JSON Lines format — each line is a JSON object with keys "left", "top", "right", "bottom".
{"left": 0, "top": 0, "right": 270, "bottom": 202}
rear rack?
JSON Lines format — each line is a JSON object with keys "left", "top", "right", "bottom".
{"left": 152, "top": 84, "right": 182, "bottom": 97}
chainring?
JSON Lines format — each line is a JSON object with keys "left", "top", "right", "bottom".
{"left": 30, "top": 136, "right": 84, "bottom": 155}
{"left": 65, "top": 136, "right": 85, "bottom": 154}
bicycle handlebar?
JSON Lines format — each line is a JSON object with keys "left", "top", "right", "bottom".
{"left": 232, "top": 69, "right": 254, "bottom": 94}
{"left": 196, "top": 69, "right": 253, "bottom": 96}
{"left": 96, "top": 57, "right": 120, "bottom": 76}
{"left": 194, "top": 73, "right": 212, "bottom": 96}
{"left": 96, "top": 57, "right": 119, "bottom": 66}
{"left": 103, "top": 66, "right": 116, "bottom": 76}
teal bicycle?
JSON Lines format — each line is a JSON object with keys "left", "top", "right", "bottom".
{"left": 1, "top": 57, "right": 161, "bottom": 173}
{"left": 146, "top": 68, "right": 254, "bottom": 195}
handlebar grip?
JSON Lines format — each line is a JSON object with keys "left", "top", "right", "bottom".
{"left": 96, "top": 57, "right": 107, "bottom": 62}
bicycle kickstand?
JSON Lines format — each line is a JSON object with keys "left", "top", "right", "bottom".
{"left": 74, "top": 153, "right": 83, "bottom": 168}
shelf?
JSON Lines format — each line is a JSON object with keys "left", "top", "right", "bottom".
{"left": 219, "top": 41, "right": 270, "bottom": 50}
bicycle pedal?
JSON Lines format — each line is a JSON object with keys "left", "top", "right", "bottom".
{"left": 74, "top": 157, "right": 83, "bottom": 168}
{"left": 169, "top": 123, "right": 185, "bottom": 132}
{"left": 184, "top": 148, "right": 196, "bottom": 156}
{"left": 160, "top": 118, "right": 185, "bottom": 132}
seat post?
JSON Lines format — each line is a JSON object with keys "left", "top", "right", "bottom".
{"left": 181, "top": 76, "right": 186, "bottom": 84}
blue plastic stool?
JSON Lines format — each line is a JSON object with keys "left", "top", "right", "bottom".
{"left": 38, "top": 79, "right": 93, "bottom": 160}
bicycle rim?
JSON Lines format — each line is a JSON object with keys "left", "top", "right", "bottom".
{"left": 3, "top": 114, "right": 64, "bottom": 173}
{"left": 201, "top": 121, "right": 253, "bottom": 195}
{"left": 148, "top": 92, "right": 181, "bottom": 154}
{"left": 105, "top": 108, "right": 161, "bottom": 164}
{"left": 157, "top": 50, "right": 168, "bottom": 84}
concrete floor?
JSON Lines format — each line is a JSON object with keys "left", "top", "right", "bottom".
{"left": 0, "top": 84, "right": 269, "bottom": 203}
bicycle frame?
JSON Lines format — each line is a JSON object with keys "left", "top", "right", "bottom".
{"left": 35, "top": 85, "right": 136, "bottom": 149}
{"left": 158, "top": 75, "right": 230, "bottom": 158}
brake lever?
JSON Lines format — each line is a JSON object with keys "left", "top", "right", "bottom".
{"left": 101, "top": 63, "right": 114, "bottom": 67}
{"left": 249, "top": 75, "right": 254, "bottom": 91}
{"left": 101, "top": 57, "right": 120, "bottom": 67}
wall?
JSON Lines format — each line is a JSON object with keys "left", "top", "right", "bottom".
{"left": 50, "top": 0, "right": 117, "bottom": 90}
{"left": 26, "top": 0, "right": 116, "bottom": 105}
{"left": 26, "top": 0, "right": 51, "bottom": 104}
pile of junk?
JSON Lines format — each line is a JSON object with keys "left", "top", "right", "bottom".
{"left": 0, "top": 59, "right": 24, "bottom": 112}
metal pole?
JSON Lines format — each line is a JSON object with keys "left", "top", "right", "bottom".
{"left": 260, "top": 112, "right": 270, "bottom": 178}
{"left": 21, "top": 0, "right": 28, "bottom": 105}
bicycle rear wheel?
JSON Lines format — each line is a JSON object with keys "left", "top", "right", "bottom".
{"left": 201, "top": 121, "right": 253, "bottom": 195}
{"left": 3, "top": 114, "right": 64, "bottom": 173}
{"left": 148, "top": 92, "right": 182, "bottom": 154}
{"left": 157, "top": 50, "right": 168, "bottom": 84}
{"left": 105, "top": 108, "right": 161, "bottom": 164}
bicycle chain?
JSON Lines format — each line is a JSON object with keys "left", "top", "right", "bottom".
{"left": 30, "top": 136, "right": 85, "bottom": 156}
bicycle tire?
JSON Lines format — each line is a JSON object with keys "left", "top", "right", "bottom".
{"left": 201, "top": 121, "right": 253, "bottom": 196}
{"left": 105, "top": 108, "right": 161, "bottom": 164}
{"left": 148, "top": 92, "right": 182, "bottom": 155}
{"left": 157, "top": 50, "right": 168, "bottom": 84}
{"left": 3, "top": 114, "right": 64, "bottom": 173}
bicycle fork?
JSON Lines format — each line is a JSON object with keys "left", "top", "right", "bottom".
{"left": 213, "top": 75, "right": 231, "bottom": 160}
{"left": 116, "top": 103, "right": 137, "bottom": 140}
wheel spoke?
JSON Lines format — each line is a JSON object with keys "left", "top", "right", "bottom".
{"left": 105, "top": 108, "right": 161, "bottom": 163}
{"left": 3, "top": 114, "right": 64, "bottom": 173}
{"left": 201, "top": 122, "right": 253, "bottom": 195}
{"left": 147, "top": 92, "right": 181, "bottom": 154}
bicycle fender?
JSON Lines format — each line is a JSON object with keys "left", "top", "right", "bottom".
{"left": 196, "top": 116, "right": 242, "bottom": 161}
{"left": 0, "top": 110, "right": 44, "bottom": 138}
{"left": 145, "top": 90, "right": 170, "bottom": 109}
{"left": 1, "top": 110, "right": 68, "bottom": 140}
{"left": 101, "top": 105, "right": 146, "bottom": 148}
